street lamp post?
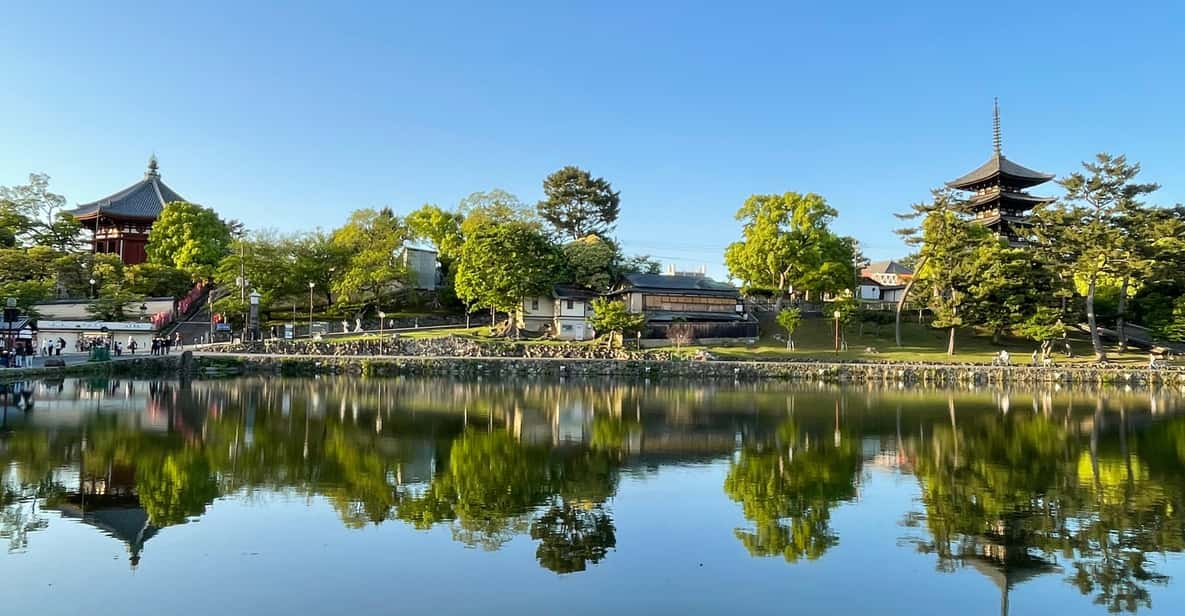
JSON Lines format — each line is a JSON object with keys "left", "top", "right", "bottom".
{"left": 377, "top": 310, "right": 386, "bottom": 355}
{"left": 833, "top": 310, "right": 841, "bottom": 354}
{"left": 89, "top": 278, "right": 96, "bottom": 299}
{"left": 308, "top": 282, "right": 315, "bottom": 337}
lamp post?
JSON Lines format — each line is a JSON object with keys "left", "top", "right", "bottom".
{"left": 89, "top": 278, "right": 96, "bottom": 299}
{"left": 377, "top": 310, "right": 386, "bottom": 355}
{"left": 248, "top": 290, "right": 261, "bottom": 341}
{"left": 139, "top": 303, "right": 148, "bottom": 322}
{"left": 308, "top": 282, "right": 315, "bottom": 337}
{"left": 833, "top": 310, "right": 841, "bottom": 354}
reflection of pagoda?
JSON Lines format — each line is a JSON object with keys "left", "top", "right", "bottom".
{"left": 68, "top": 156, "right": 188, "bottom": 265}
{"left": 50, "top": 465, "right": 158, "bottom": 568}
{"left": 946, "top": 100, "right": 1053, "bottom": 245}
{"left": 960, "top": 535, "right": 1061, "bottom": 616}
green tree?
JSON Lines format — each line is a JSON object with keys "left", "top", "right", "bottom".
{"left": 459, "top": 189, "right": 541, "bottom": 236}
{"left": 1014, "top": 306, "right": 1067, "bottom": 360}
{"left": 0, "top": 173, "right": 68, "bottom": 247}
{"left": 124, "top": 263, "right": 193, "bottom": 298}
{"left": 146, "top": 201, "right": 232, "bottom": 280}
{"left": 537, "top": 166, "right": 621, "bottom": 240}
{"left": 1052, "top": 154, "right": 1159, "bottom": 361}
{"left": 86, "top": 284, "right": 143, "bottom": 321}
{"left": 407, "top": 204, "right": 464, "bottom": 260}
{"left": 724, "top": 192, "right": 855, "bottom": 310}
{"left": 587, "top": 297, "right": 646, "bottom": 348}
{"left": 915, "top": 210, "right": 996, "bottom": 355}
{"left": 619, "top": 254, "right": 661, "bottom": 275}
{"left": 892, "top": 189, "right": 959, "bottom": 346}
{"left": 561, "top": 235, "right": 620, "bottom": 291}
{"left": 455, "top": 222, "right": 562, "bottom": 336}
{"left": 330, "top": 208, "right": 411, "bottom": 313}
{"left": 776, "top": 307, "right": 802, "bottom": 350}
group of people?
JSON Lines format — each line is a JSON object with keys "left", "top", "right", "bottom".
{"left": 145, "top": 333, "right": 183, "bottom": 356}
{"left": 2, "top": 338, "right": 69, "bottom": 368}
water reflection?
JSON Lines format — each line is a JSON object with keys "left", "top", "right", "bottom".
{"left": 1, "top": 377, "right": 1185, "bottom": 612}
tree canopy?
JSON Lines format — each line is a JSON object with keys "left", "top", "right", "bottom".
{"left": 146, "top": 201, "right": 232, "bottom": 280}
{"left": 537, "top": 166, "right": 621, "bottom": 240}
{"left": 724, "top": 192, "right": 855, "bottom": 308}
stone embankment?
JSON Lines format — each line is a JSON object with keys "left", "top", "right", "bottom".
{"left": 192, "top": 352, "right": 1185, "bottom": 386}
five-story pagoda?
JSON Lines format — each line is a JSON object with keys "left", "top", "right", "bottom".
{"left": 945, "top": 100, "right": 1053, "bottom": 244}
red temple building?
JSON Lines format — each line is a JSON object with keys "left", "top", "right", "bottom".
{"left": 945, "top": 100, "right": 1053, "bottom": 245}
{"left": 69, "top": 156, "right": 186, "bottom": 265}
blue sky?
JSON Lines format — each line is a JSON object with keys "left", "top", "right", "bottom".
{"left": 3, "top": 1, "right": 1184, "bottom": 279}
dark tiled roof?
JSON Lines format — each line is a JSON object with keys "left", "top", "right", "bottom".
{"left": 964, "top": 191, "right": 1053, "bottom": 209}
{"left": 946, "top": 154, "right": 1054, "bottom": 190}
{"left": 619, "top": 273, "right": 740, "bottom": 296}
{"left": 553, "top": 285, "right": 598, "bottom": 300}
{"left": 69, "top": 168, "right": 186, "bottom": 221}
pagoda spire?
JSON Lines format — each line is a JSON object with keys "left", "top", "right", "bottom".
{"left": 993, "top": 98, "right": 1002, "bottom": 156}
{"left": 146, "top": 154, "right": 159, "bottom": 178}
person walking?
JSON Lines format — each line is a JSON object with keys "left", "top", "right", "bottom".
{"left": 56, "top": 338, "right": 65, "bottom": 356}
{"left": 129, "top": 339, "right": 138, "bottom": 355}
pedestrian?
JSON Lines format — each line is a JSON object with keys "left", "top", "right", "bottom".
{"left": 174, "top": 332, "right": 183, "bottom": 351}
{"left": 164, "top": 336, "right": 172, "bottom": 354}
{"left": 56, "top": 338, "right": 65, "bottom": 356}
{"left": 129, "top": 339, "right": 138, "bottom": 355}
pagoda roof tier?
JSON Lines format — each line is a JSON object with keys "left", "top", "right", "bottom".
{"left": 963, "top": 190, "right": 1053, "bottom": 211}
{"left": 946, "top": 154, "right": 1054, "bottom": 191}
{"left": 68, "top": 156, "right": 185, "bottom": 222}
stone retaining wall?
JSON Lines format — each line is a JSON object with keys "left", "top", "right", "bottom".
{"left": 195, "top": 353, "right": 1185, "bottom": 386}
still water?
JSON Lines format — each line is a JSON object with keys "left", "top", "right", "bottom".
{"left": 2, "top": 377, "right": 1185, "bottom": 615}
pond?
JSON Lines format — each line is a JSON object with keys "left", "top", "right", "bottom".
{"left": 2, "top": 377, "right": 1185, "bottom": 615}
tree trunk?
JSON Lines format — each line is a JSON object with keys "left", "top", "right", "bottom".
{"left": 894, "top": 255, "right": 927, "bottom": 347}
{"left": 1086, "top": 272, "right": 1106, "bottom": 361}
{"left": 1116, "top": 274, "right": 1130, "bottom": 352}
{"left": 947, "top": 326, "right": 956, "bottom": 356}
{"left": 773, "top": 290, "right": 787, "bottom": 313}
{"left": 991, "top": 328, "right": 1001, "bottom": 345}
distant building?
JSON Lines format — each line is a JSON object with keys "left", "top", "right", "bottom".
{"left": 400, "top": 246, "right": 438, "bottom": 290}
{"left": 611, "top": 273, "right": 757, "bottom": 341}
{"left": 67, "top": 156, "right": 188, "bottom": 265}
{"left": 857, "top": 277, "right": 906, "bottom": 305}
{"left": 861, "top": 260, "right": 913, "bottom": 286}
{"left": 521, "top": 285, "right": 597, "bottom": 341}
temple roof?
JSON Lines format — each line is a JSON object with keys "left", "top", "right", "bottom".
{"left": 618, "top": 273, "right": 740, "bottom": 297}
{"left": 946, "top": 154, "right": 1055, "bottom": 191}
{"left": 68, "top": 156, "right": 185, "bottom": 221}
{"left": 963, "top": 190, "right": 1053, "bottom": 210}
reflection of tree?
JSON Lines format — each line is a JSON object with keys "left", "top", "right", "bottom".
{"left": 912, "top": 407, "right": 1185, "bottom": 614}
{"left": 395, "top": 429, "right": 621, "bottom": 569}
{"left": 531, "top": 502, "right": 616, "bottom": 573}
{"left": 135, "top": 450, "right": 219, "bottom": 527}
{"left": 724, "top": 421, "right": 861, "bottom": 562}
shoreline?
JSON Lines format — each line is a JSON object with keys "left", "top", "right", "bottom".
{"left": 192, "top": 352, "right": 1185, "bottom": 386}
{"left": 4, "top": 352, "right": 1184, "bottom": 386}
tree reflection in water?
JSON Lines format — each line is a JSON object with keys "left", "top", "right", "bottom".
{"left": 908, "top": 395, "right": 1185, "bottom": 613}
{"left": 724, "top": 419, "right": 862, "bottom": 562}
{"left": 2, "top": 376, "right": 1185, "bottom": 604}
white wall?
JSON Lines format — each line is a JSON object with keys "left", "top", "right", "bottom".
{"left": 33, "top": 298, "right": 174, "bottom": 320}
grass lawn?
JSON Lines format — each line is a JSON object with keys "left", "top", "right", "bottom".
{"left": 707, "top": 317, "right": 1157, "bottom": 365}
